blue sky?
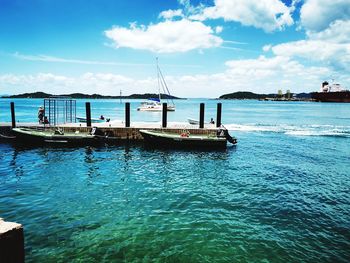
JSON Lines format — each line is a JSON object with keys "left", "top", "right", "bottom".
{"left": 0, "top": 0, "right": 349, "bottom": 97}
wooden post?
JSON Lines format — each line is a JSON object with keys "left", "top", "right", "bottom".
{"left": 216, "top": 103, "right": 222, "bottom": 127}
{"left": 199, "top": 103, "right": 205, "bottom": 129}
{"left": 85, "top": 102, "right": 91, "bottom": 127}
{"left": 10, "top": 102, "right": 16, "bottom": 128}
{"left": 162, "top": 103, "right": 167, "bottom": 128}
{"left": 0, "top": 219, "right": 25, "bottom": 263}
{"left": 125, "top": 102, "right": 130, "bottom": 128}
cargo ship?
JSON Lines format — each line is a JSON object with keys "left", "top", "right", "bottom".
{"left": 311, "top": 81, "right": 350, "bottom": 102}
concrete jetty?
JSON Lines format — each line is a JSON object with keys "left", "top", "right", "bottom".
{"left": 0, "top": 218, "right": 24, "bottom": 263}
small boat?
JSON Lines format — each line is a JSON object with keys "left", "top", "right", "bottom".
{"left": 187, "top": 118, "right": 200, "bottom": 125}
{"left": 137, "top": 58, "right": 176, "bottom": 112}
{"left": 12, "top": 127, "right": 100, "bottom": 145}
{"left": 139, "top": 129, "right": 236, "bottom": 149}
{"left": 76, "top": 116, "right": 110, "bottom": 123}
{"left": 187, "top": 118, "right": 216, "bottom": 125}
{"left": 137, "top": 98, "right": 175, "bottom": 112}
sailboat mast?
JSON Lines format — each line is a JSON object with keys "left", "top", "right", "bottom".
{"left": 157, "top": 64, "right": 174, "bottom": 107}
{"left": 156, "top": 57, "right": 161, "bottom": 102}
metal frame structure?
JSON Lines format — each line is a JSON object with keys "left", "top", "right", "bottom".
{"left": 43, "top": 96, "right": 76, "bottom": 126}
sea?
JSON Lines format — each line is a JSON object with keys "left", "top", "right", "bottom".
{"left": 0, "top": 98, "right": 349, "bottom": 263}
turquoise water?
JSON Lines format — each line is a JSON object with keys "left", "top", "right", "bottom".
{"left": 0, "top": 98, "right": 350, "bottom": 262}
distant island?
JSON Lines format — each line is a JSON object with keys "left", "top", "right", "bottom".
{"left": 219, "top": 91, "right": 312, "bottom": 101}
{"left": 1, "top": 92, "right": 182, "bottom": 100}
{"left": 1, "top": 91, "right": 313, "bottom": 101}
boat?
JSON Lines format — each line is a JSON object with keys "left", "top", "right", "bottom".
{"left": 137, "top": 58, "right": 176, "bottom": 112}
{"left": 12, "top": 127, "right": 100, "bottom": 145}
{"left": 139, "top": 129, "right": 237, "bottom": 149}
{"left": 187, "top": 118, "right": 215, "bottom": 125}
{"left": 311, "top": 81, "right": 350, "bottom": 102}
{"left": 0, "top": 133, "right": 16, "bottom": 140}
{"left": 137, "top": 98, "right": 175, "bottom": 112}
{"left": 188, "top": 118, "right": 200, "bottom": 125}
{"left": 76, "top": 116, "right": 110, "bottom": 123}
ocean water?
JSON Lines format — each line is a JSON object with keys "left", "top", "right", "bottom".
{"left": 0, "top": 98, "right": 349, "bottom": 262}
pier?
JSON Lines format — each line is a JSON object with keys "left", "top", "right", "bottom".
{"left": 0, "top": 101, "right": 224, "bottom": 142}
{"left": 0, "top": 219, "right": 24, "bottom": 263}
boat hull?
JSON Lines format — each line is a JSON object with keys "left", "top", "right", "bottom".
{"left": 187, "top": 118, "right": 199, "bottom": 125}
{"left": 311, "top": 91, "right": 350, "bottom": 102}
{"left": 187, "top": 118, "right": 211, "bottom": 125}
{"left": 76, "top": 117, "right": 105, "bottom": 123}
{"left": 12, "top": 128, "right": 100, "bottom": 145}
{"left": 137, "top": 106, "right": 175, "bottom": 112}
{"left": 140, "top": 130, "right": 227, "bottom": 149}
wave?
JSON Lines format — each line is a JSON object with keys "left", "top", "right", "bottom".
{"left": 224, "top": 123, "right": 350, "bottom": 138}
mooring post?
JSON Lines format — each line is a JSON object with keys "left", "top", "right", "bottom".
{"left": 162, "top": 103, "right": 167, "bottom": 128}
{"left": 216, "top": 102, "right": 222, "bottom": 127}
{"left": 199, "top": 103, "right": 205, "bottom": 128}
{"left": 85, "top": 102, "right": 91, "bottom": 127}
{"left": 0, "top": 218, "right": 25, "bottom": 263}
{"left": 10, "top": 102, "right": 16, "bottom": 128}
{"left": 125, "top": 102, "right": 130, "bottom": 128}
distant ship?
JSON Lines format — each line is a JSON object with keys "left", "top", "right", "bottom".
{"left": 311, "top": 81, "right": 350, "bottom": 102}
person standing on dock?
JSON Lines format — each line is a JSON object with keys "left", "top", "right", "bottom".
{"left": 38, "top": 106, "right": 44, "bottom": 123}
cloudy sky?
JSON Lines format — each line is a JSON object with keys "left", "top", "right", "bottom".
{"left": 0, "top": 0, "right": 349, "bottom": 97}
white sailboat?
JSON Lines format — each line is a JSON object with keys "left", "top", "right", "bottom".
{"left": 137, "top": 58, "right": 175, "bottom": 112}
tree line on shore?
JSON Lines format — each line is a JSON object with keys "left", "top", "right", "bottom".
{"left": 1, "top": 91, "right": 312, "bottom": 100}
{"left": 1, "top": 92, "right": 181, "bottom": 100}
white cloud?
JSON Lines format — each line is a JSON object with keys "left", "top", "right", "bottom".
{"left": 104, "top": 19, "right": 223, "bottom": 53}
{"left": 263, "top": 44, "right": 272, "bottom": 52}
{"left": 190, "top": 0, "right": 294, "bottom": 32}
{"left": 215, "top": 26, "right": 223, "bottom": 33}
{"left": 307, "top": 20, "right": 350, "bottom": 43}
{"left": 159, "top": 9, "right": 183, "bottom": 20}
{"left": 166, "top": 56, "right": 332, "bottom": 96}
{"left": 0, "top": 73, "right": 147, "bottom": 96}
{"left": 265, "top": 1, "right": 350, "bottom": 72}
{"left": 223, "top": 56, "right": 331, "bottom": 88}
{"left": 300, "top": 0, "right": 350, "bottom": 32}
{"left": 0, "top": 56, "right": 338, "bottom": 98}
{"left": 269, "top": 18, "right": 350, "bottom": 71}
{"left": 272, "top": 40, "right": 350, "bottom": 59}
{"left": 12, "top": 52, "right": 152, "bottom": 66}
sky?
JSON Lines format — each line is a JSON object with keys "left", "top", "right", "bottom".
{"left": 0, "top": 0, "right": 349, "bottom": 98}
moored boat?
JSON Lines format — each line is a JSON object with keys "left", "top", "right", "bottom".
{"left": 137, "top": 58, "right": 176, "bottom": 112}
{"left": 311, "top": 81, "right": 350, "bottom": 102}
{"left": 139, "top": 129, "right": 236, "bottom": 149}
{"left": 12, "top": 127, "right": 100, "bottom": 145}
{"left": 76, "top": 116, "right": 110, "bottom": 123}
{"left": 187, "top": 118, "right": 215, "bottom": 125}
{"left": 137, "top": 98, "right": 175, "bottom": 112}
{"left": 187, "top": 118, "right": 200, "bottom": 125}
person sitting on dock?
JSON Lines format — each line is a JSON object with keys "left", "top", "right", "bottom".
{"left": 43, "top": 116, "right": 49, "bottom": 124}
{"left": 38, "top": 106, "right": 44, "bottom": 123}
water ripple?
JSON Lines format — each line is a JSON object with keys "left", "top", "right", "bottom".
{"left": 0, "top": 137, "right": 349, "bottom": 262}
